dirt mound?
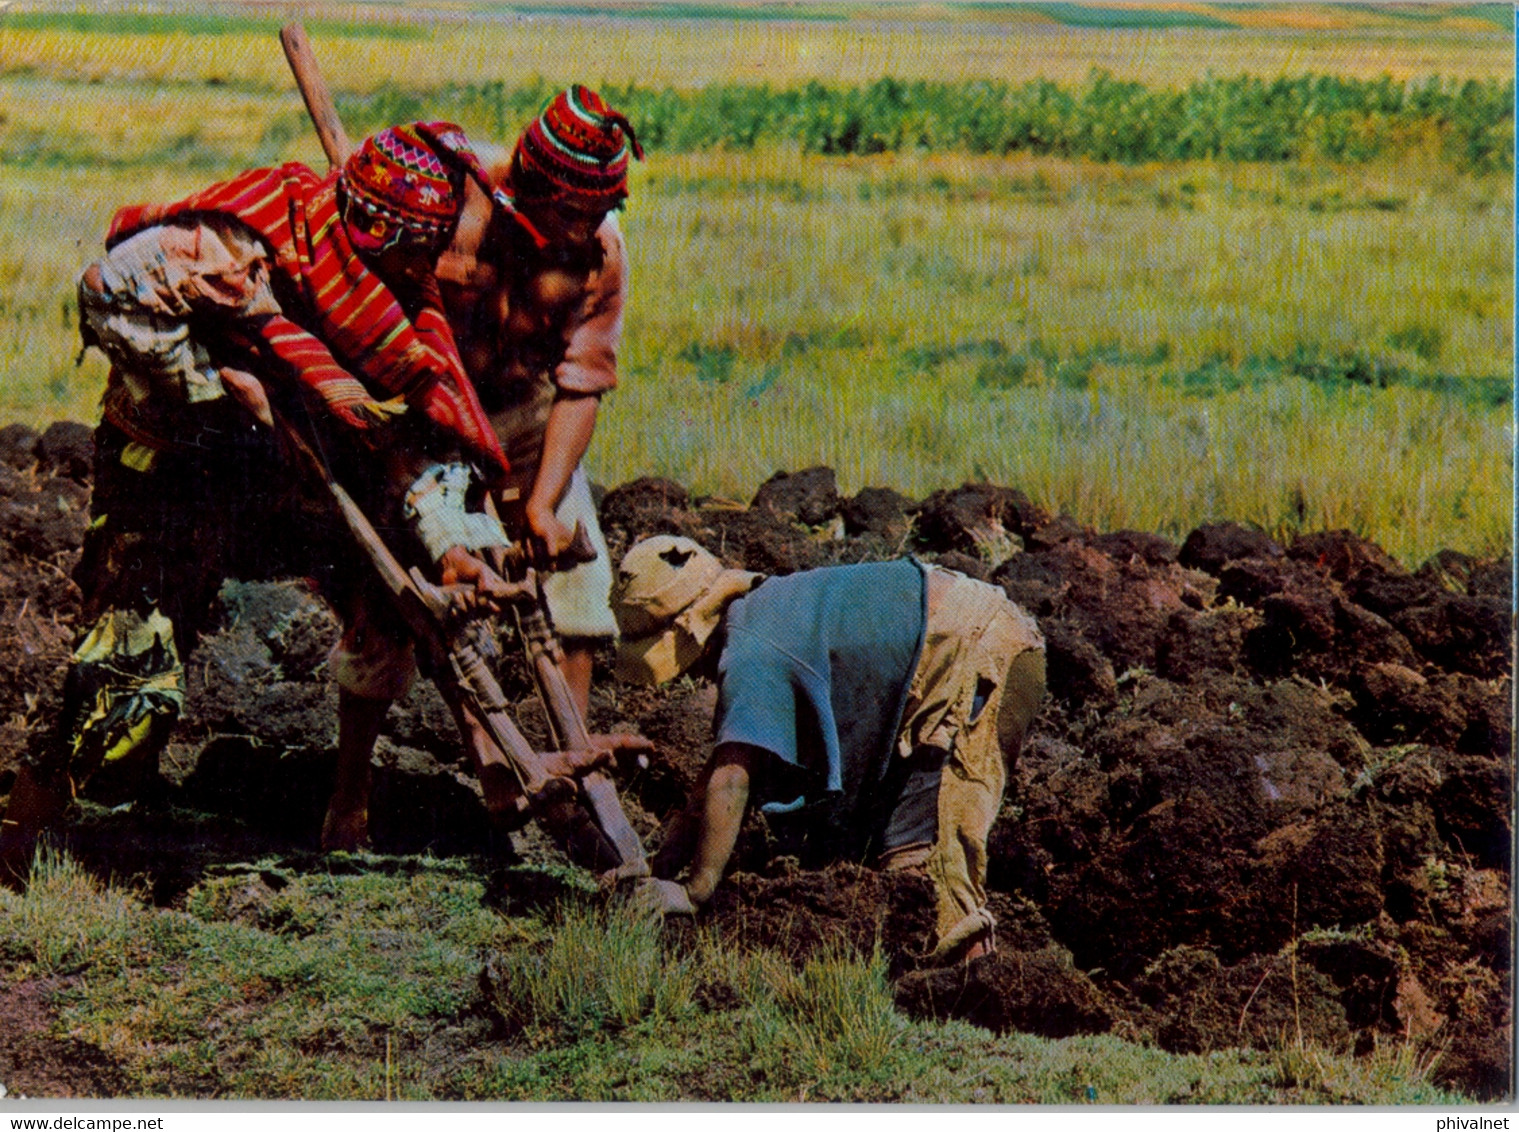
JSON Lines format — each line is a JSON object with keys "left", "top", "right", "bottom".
{"left": 840, "top": 485, "right": 914, "bottom": 542}
{"left": 994, "top": 539, "right": 1213, "bottom": 676}
{"left": 0, "top": 438, "right": 1510, "bottom": 1099}
{"left": 0, "top": 430, "right": 86, "bottom": 785}
{"left": 1118, "top": 943, "right": 1356, "bottom": 1054}
{"left": 911, "top": 483, "right": 1048, "bottom": 563}
{"left": 598, "top": 476, "right": 691, "bottom": 548}
{"left": 1178, "top": 521, "right": 1286, "bottom": 573}
{"left": 895, "top": 945, "right": 1114, "bottom": 1039}
{"left": 695, "top": 862, "right": 938, "bottom": 973}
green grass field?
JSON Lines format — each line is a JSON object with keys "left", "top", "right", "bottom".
{"left": 0, "top": 4, "right": 1511, "bottom": 568}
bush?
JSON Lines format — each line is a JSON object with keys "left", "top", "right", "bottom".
{"left": 414, "top": 72, "right": 1514, "bottom": 171}
{"left": 766, "top": 946, "right": 907, "bottom": 1079}
{"left": 1387, "top": 322, "right": 1445, "bottom": 362}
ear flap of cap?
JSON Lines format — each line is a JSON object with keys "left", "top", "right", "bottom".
{"left": 672, "top": 568, "right": 761, "bottom": 648}
{"left": 614, "top": 623, "right": 707, "bottom": 686}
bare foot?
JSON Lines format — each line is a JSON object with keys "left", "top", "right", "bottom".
{"left": 320, "top": 805, "right": 370, "bottom": 853}
{"left": 961, "top": 936, "right": 994, "bottom": 962}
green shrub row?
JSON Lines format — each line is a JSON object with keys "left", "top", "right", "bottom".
{"left": 335, "top": 71, "right": 1515, "bottom": 171}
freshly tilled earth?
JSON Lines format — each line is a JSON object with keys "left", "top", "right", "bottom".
{"left": 0, "top": 431, "right": 1511, "bottom": 1099}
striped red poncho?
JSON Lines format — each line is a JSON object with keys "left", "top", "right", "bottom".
{"left": 107, "top": 163, "right": 507, "bottom": 474}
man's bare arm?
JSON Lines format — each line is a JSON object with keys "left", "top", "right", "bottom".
{"left": 523, "top": 392, "right": 599, "bottom": 554}
{"left": 685, "top": 742, "right": 761, "bottom": 905}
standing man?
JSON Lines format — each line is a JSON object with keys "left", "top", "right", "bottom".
{"left": 317, "top": 87, "right": 647, "bottom": 852}
{"left": 613, "top": 537, "right": 1048, "bottom": 965}
{"left": 436, "top": 85, "right": 641, "bottom": 715}
{"left": 0, "top": 122, "right": 535, "bottom": 885}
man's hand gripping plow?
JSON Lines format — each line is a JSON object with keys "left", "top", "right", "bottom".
{"left": 274, "top": 413, "right": 649, "bottom": 873}
{"left": 481, "top": 502, "right": 653, "bottom": 880}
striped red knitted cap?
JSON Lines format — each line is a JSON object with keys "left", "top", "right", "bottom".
{"left": 339, "top": 121, "right": 473, "bottom": 255}
{"left": 514, "top": 86, "right": 644, "bottom": 212}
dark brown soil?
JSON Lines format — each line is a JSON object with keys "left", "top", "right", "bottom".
{"left": 0, "top": 432, "right": 1511, "bottom": 1099}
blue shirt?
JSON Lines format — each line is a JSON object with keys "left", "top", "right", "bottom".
{"left": 713, "top": 558, "right": 927, "bottom": 858}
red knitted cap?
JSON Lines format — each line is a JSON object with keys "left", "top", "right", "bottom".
{"left": 513, "top": 86, "right": 644, "bottom": 212}
{"left": 339, "top": 121, "right": 472, "bottom": 255}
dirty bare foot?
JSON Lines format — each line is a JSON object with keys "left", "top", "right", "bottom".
{"left": 320, "top": 804, "right": 370, "bottom": 853}
{"left": 960, "top": 936, "right": 993, "bottom": 963}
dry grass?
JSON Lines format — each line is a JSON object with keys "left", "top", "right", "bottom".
{"left": 0, "top": 10, "right": 1511, "bottom": 94}
{"left": 0, "top": 10, "right": 1510, "bottom": 565}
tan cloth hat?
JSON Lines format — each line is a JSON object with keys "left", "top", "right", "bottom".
{"left": 612, "top": 535, "right": 760, "bottom": 685}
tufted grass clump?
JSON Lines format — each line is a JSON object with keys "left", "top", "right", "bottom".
{"left": 482, "top": 901, "right": 701, "bottom": 1041}
{"left": 0, "top": 845, "right": 145, "bottom": 976}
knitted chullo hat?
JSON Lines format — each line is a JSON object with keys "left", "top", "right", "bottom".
{"left": 341, "top": 121, "right": 547, "bottom": 255}
{"left": 513, "top": 86, "right": 644, "bottom": 213}
{"left": 339, "top": 121, "right": 470, "bottom": 255}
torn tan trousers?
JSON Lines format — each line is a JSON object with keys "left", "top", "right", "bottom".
{"left": 886, "top": 564, "right": 1045, "bottom": 961}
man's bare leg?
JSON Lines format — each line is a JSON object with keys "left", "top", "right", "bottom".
{"left": 321, "top": 690, "right": 391, "bottom": 852}
{"left": 559, "top": 638, "right": 595, "bottom": 720}
{"left": 0, "top": 764, "right": 69, "bottom": 890}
